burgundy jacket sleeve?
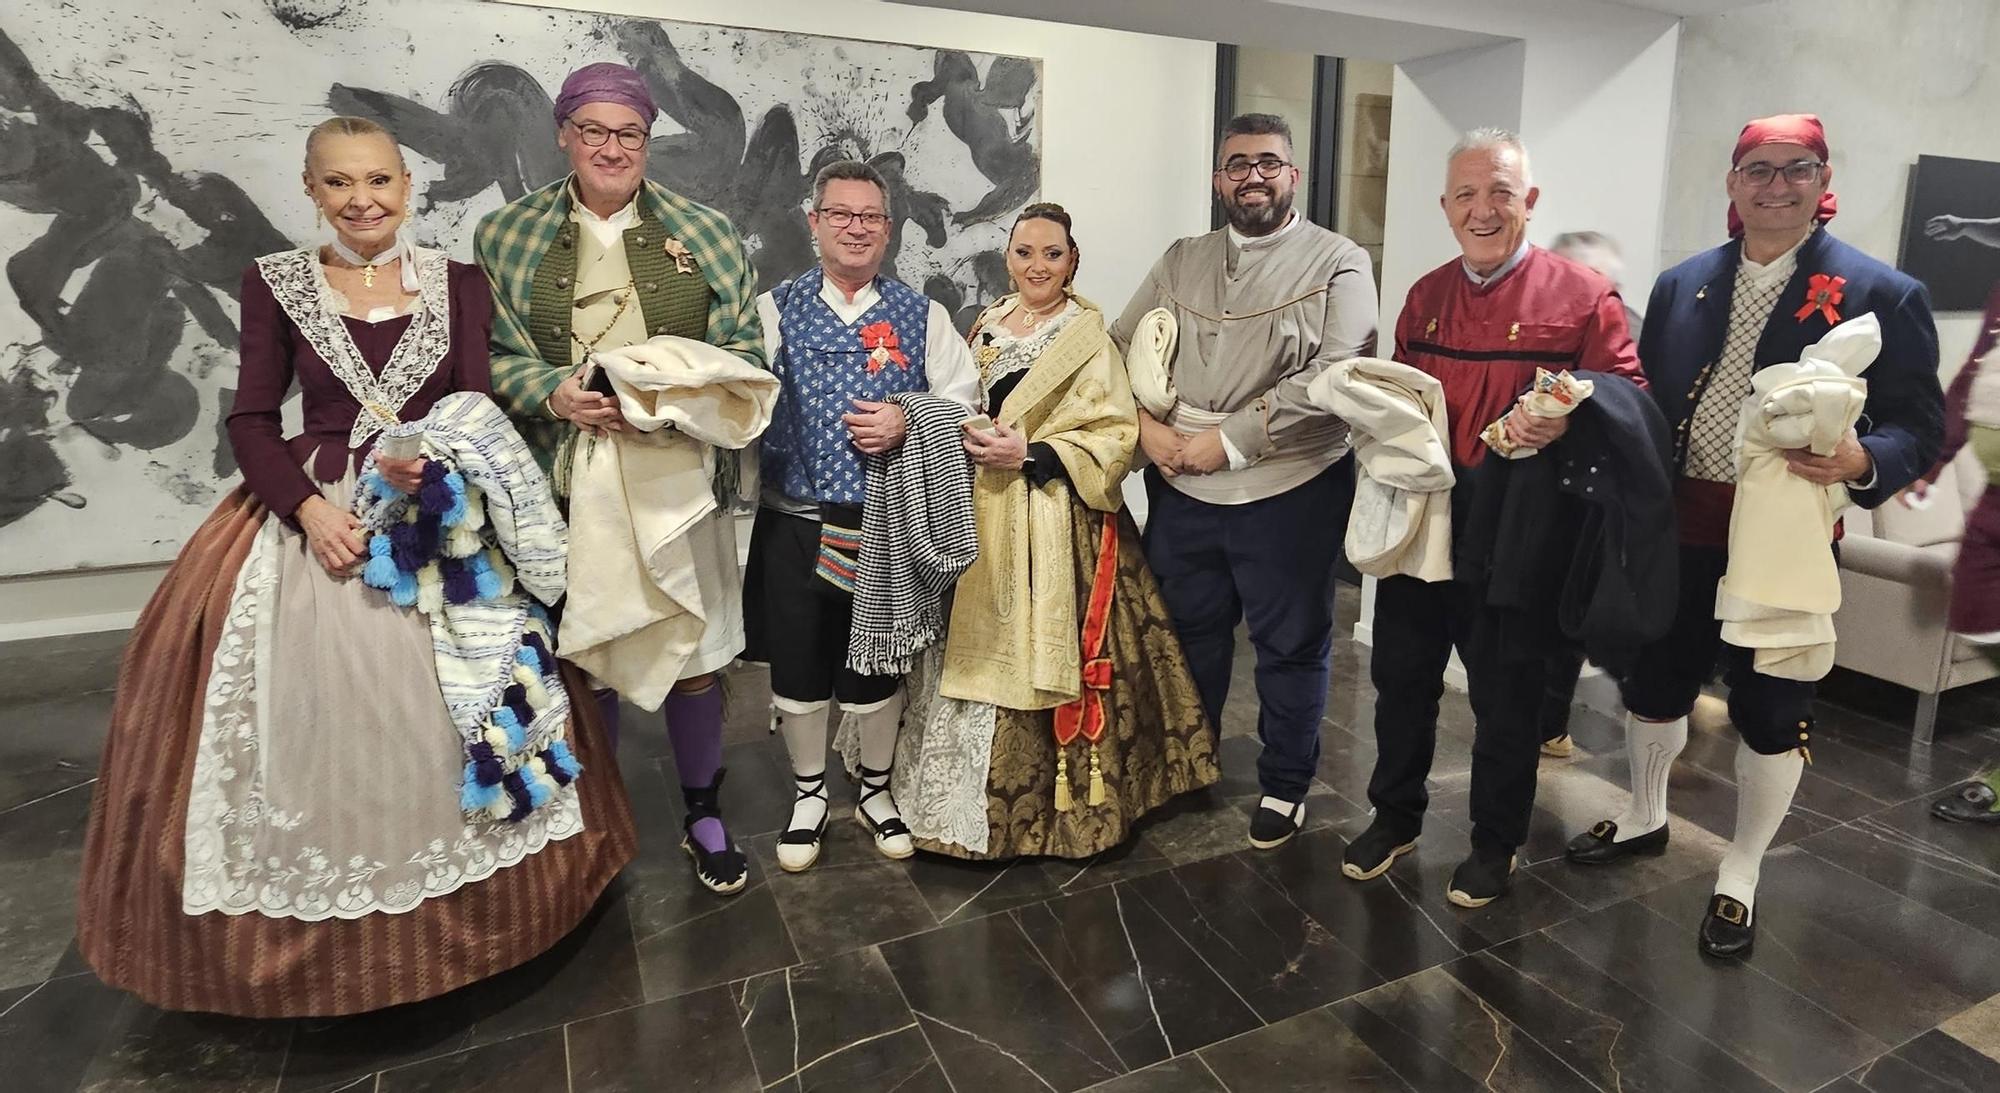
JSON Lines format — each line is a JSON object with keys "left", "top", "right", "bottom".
{"left": 450, "top": 262, "right": 495, "bottom": 396}
{"left": 1576, "top": 288, "right": 1646, "bottom": 390}
{"left": 226, "top": 267, "right": 317, "bottom": 519}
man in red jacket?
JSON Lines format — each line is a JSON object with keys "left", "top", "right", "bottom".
{"left": 1343, "top": 127, "right": 1644, "bottom": 907}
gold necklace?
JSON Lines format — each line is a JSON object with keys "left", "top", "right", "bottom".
{"left": 571, "top": 278, "right": 638, "bottom": 355}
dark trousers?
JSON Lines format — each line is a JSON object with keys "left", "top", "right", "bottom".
{"left": 1538, "top": 648, "right": 1587, "bottom": 742}
{"left": 743, "top": 507, "right": 900, "bottom": 707}
{"left": 1367, "top": 575, "right": 1549, "bottom": 855}
{"left": 1619, "top": 544, "right": 1816, "bottom": 755}
{"left": 1143, "top": 461, "right": 1353, "bottom": 801}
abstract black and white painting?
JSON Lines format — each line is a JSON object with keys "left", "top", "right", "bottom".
{"left": 0, "top": 0, "right": 1040, "bottom": 573}
{"left": 1898, "top": 154, "right": 2000, "bottom": 312}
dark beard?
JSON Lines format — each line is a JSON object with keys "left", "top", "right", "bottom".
{"left": 1224, "top": 189, "right": 1294, "bottom": 235}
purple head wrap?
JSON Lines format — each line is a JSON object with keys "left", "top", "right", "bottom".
{"left": 553, "top": 62, "right": 658, "bottom": 129}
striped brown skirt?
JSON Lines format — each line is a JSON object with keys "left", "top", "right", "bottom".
{"left": 75, "top": 487, "right": 637, "bottom": 1017}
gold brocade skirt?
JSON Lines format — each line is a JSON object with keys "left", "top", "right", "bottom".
{"left": 917, "top": 503, "right": 1219, "bottom": 861}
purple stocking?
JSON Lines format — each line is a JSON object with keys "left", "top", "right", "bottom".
{"left": 664, "top": 682, "right": 727, "bottom": 852}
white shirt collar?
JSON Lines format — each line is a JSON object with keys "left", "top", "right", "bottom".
{"left": 1739, "top": 226, "right": 1812, "bottom": 286}
{"left": 575, "top": 189, "right": 641, "bottom": 230}
{"left": 1464, "top": 240, "right": 1532, "bottom": 287}
{"left": 1228, "top": 209, "right": 1301, "bottom": 249}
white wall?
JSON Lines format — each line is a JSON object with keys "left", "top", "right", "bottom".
{"left": 1376, "top": 13, "right": 1681, "bottom": 339}
{"left": 1665, "top": 0, "right": 2000, "bottom": 381}
{"left": 0, "top": 0, "right": 1214, "bottom": 641}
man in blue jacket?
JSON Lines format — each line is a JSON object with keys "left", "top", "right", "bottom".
{"left": 1565, "top": 114, "right": 1943, "bottom": 959}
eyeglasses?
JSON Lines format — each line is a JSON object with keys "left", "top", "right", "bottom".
{"left": 815, "top": 208, "right": 891, "bottom": 231}
{"left": 1216, "top": 157, "right": 1292, "bottom": 181}
{"left": 569, "top": 119, "right": 649, "bottom": 151}
{"left": 1731, "top": 159, "right": 1825, "bottom": 186}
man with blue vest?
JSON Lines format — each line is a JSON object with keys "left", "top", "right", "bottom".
{"left": 745, "top": 159, "right": 979, "bottom": 873}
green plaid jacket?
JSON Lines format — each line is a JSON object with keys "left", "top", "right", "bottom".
{"left": 474, "top": 176, "right": 765, "bottom": 478}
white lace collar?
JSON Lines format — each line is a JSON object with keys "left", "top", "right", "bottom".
{"left": 257, "top": 248, "right": 454, "bottom": 448}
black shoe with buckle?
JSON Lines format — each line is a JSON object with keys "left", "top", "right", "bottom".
{"left": 1565, "top": 819, "right": 1670, "bottom": 865}
{"left": 1447, "top": 848, "right": 1517, "bottom": 908}
{"left": 1699, "top": 894, "right": 1755, "bottom": 959}
{"left": 1341, "top": 820, "right": 1418, "bottom": 881}
{"left": 1249, "top": 796, "right": 1306, "bottom": 850}
{"left": 680, "top": 769, "right": 748, "bottom": 896}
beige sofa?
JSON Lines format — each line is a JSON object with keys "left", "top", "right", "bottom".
{"left": 1833, "top": 448, "right": 1995, "bottom": 744}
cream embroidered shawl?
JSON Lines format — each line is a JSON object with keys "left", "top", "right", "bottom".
{"left": 938, "top": 297, "right": 1138, "bottom": 711}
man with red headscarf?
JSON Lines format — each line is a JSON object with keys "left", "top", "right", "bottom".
{"left": 1566, "top": 114, "right": 1944, "bottom": 958}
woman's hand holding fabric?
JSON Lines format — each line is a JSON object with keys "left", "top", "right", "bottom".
{"left": 298, "top": 495, "right": 367, "bottom": 577}
{"left": 963, "top": 418, "right": 1029, "bottom": 470}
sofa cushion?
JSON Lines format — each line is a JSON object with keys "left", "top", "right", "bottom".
{"left": 1871, "top": 459, "right": 1968, "bottom": 547}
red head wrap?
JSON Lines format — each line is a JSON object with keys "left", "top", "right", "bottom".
{"left": 1727, "top": 113, "right": 1837, "bottom": 237}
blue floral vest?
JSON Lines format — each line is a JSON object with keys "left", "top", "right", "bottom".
{"left": 761, "top": 269, "right": 932, "bottom": 505}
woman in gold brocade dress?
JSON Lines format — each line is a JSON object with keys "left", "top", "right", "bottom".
{"left": 887, "top": 203, "right": 1219, "bottom": 860}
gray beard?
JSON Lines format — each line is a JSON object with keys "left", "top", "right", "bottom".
{"left": 1225, "top": 192, "right": 1293, "bottom": 236}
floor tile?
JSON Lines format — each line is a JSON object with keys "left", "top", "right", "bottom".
{"left": 883, "top": 913, "right": 1123, "bottom": 1093}
{"left": 1077, "top": 1054, "right": 1223, "bottom": 1093}
{"left": 1794, "top": 819, "right": 2000, "bottom": 942}
{"left": 1454, "top": 932, "right": 1780, "bottom": 1092}
{"left": 1838, "top": 1028, "right": 2000, "bottom": 1092}
{"left": 0, "top": 847, "right": 84, "bottom": 990}
{"left": 747, "top": 822, "right": 937, "bottom": 961}
{"left": 1334, "top": 968, "right": 1601, "bottom": 1092}
{"left": 1197, "top": 1004, "right": 1412, "bottom": 1092}
{"left": 373, "top": 1026, "right": 566, "bottom": 1093}
{"left": 76, "top": 1003, "right": 293, "bottom": 1093}
{"left": 902, "top": 854, "right": 1060, "bottom": 927}
{"left": 1548, "top": 898, "right": 1889, "bottom": 1091}
{"left": 1128, "top": 854, "right": 1383, "bottom": 1023}
{"left": 1373, "top": 830, "right": 1588, "bottom": 954}
{"left": 732, "top": 946, "right": 931, "bottom": 1092}
{"left": 1014, "top": 883, "right": 1261, "bottom": 1068}
{"left": 1034, "top": 835, "right": 1175, "bottom": 895}
{"left": 0, "top": 691, "right": 112, "bottom": 813}
{"left": 1938, "top": 990, "right": 2000, "bottom": 1060}
{"left": 624, "top": 855, "right": 798, "bottom": 1002}
{"left": 1237, "top": 826, "right": 1465, "bottom": 983}
{"left": 1637, "top": 849, "right": 2000, "bottom": 1045}
{"left": 0, "top": 974, "right": 130, "bottom": 1093}
{"left": 566, "top": 984, "right": 760, "bottom": 1093}
{"left": 0, "top": 777, "right": 96, "bottom": 864}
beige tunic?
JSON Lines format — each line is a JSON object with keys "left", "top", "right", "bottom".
{"left": 1112, "top": 218, "right": 1377, "bottom": 504}
{"left": 572, "top": 210, "right": 742, "bottom": 678}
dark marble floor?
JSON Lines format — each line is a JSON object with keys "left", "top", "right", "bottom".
{"left": 7, "top": 589, "right": 2000, "bottom": 1092}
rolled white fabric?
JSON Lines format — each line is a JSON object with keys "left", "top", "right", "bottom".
{"left": 1125, "top": 307, "right": 1179, "bottom": 419}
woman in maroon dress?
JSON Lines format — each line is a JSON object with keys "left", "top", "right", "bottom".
{"left": 75, "top": 118, "right": 635, "bottom": 1017}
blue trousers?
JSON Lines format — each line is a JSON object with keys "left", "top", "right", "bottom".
{"left": 1143, "top": 460, "right": 1352, "bottom": 801}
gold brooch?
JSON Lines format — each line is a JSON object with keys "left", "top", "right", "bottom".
{"left": 662, "top": 238, "right": 698, "bottom": 276}
{"left": 1425, "top": 317, "right": 1437, "bottom": 336}
{"left": 1508, "top": 321, "right": 1520, "bottom": 342}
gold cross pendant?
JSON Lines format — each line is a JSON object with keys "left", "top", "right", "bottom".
{"left": 362, "top": 265, "right": 376, "bottom": 289}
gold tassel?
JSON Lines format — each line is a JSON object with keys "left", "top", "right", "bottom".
{"left": 1087, "top": 745, "right": 1106, "bottom": 806}
{"left": 1054, "top": 751, "right": 1072, "bottom": 812}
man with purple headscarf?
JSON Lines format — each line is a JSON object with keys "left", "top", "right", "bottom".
{"left": 477, "top": 61, "right": 769, "bottom": 897}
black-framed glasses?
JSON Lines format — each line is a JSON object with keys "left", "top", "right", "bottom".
{"left": 1217, "top": 157, "right": 1292, "bottom": 181}
{"left": 815, "top": 207, "right": 891, "bottom": 231}
{"left": 1732, "top": 159, "right": 1825, "bottom": 186}
{"left": 568, "top": 119, "right": 649, "bottom": 151}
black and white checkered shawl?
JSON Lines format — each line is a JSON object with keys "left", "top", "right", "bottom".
{"left": 845, "top": 392, "right": 979, "bottom": 676}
